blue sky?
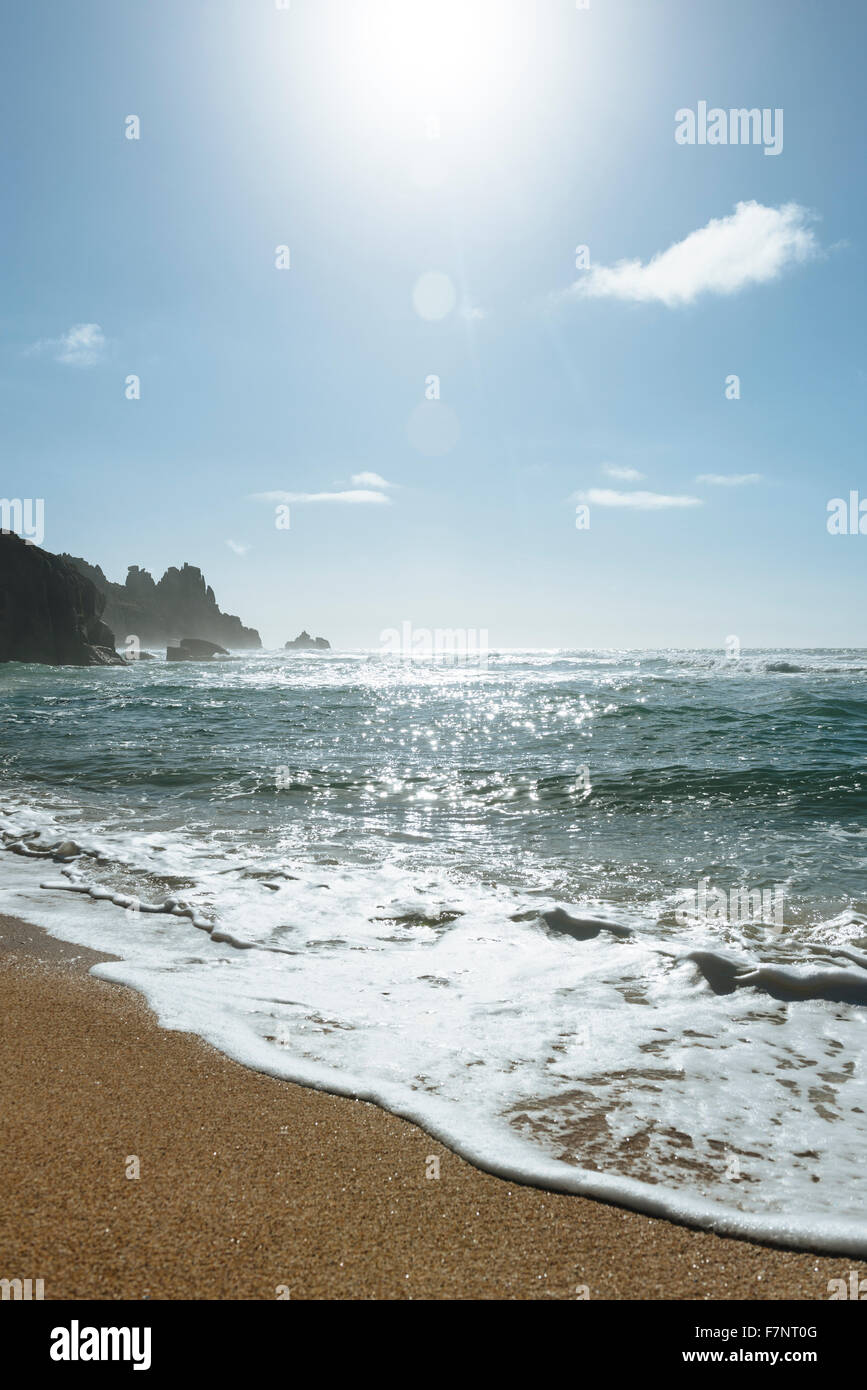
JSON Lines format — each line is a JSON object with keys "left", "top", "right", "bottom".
{"left": 1, "top": 0, "right": 864, "bottom": 648}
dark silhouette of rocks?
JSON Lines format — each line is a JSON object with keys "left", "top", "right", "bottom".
{"left": 61, "top": 556, "right": 261, "bottom": 650}
{"left": 0, "top": 532, "right": 124, "bottom": 666}
{"left": 285, "top": 630, "right": 331, "bottom": 651}
{"left": 166, "top": 638, "right": 232, "bottom": 662}
{"left": 178, "top": 637, "right": 229, "bottom": 657}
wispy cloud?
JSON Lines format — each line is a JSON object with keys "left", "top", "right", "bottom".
{"left": 566, "top": 202, "right": 819, "bottom": 308}
{"left": 254, "top": 473, "right": 395, "bottom": 506}
{"left": 572, "top": 488, "right": 702, "bottom": 510}
{"left": 253, "top": 489, "right": 391, "bottom": 506}
{"left": 28, "top": 322, "right": 107, "bottom": 367}
{"left": 226, "top": 540, "right": 251, "bottom": 555}
{"left": 350, "top": 472, "right": 393, "bottom": 489}
{"left": 696, "top": 473, "right": 763, "bottom": 486}
{"left": 603, "top": 464, "right": 645, "bottom": 481}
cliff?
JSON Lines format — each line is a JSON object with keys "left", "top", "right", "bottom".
{"left": 0, "top": 532, "right": 124, "bottom": 666}
{"left": 60, "top": 556, "right": 261, "bottom": 650}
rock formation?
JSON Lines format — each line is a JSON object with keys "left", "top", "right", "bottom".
{"left": 177, "top": 637, "right": 229, "bottom": 657}
{"left": 0, "top": 532, "right": 124, "bottom": 666}
{"left": 166, "top": 638, "right": 231, "bottom": 662}
{"left": 61, "top": 556, "right": 261, "bottom": 649}
{"left": 285, "top": 630, "right": 331, "bottom": 651}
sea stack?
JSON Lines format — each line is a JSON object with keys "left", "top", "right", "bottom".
{"left": 284, "top": 630, "right": 331, "bottom": 651}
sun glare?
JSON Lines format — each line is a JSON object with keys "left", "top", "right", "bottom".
{"left": 338, "top": 0, "right": 530, "bottom": 124}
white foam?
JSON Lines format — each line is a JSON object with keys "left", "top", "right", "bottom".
{"left": 2, "top": 822, "right": 866, "bottom": 1255}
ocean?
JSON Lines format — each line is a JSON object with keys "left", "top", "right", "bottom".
{"left": 1, "top": 648, "right": 865, "bottom": 1252}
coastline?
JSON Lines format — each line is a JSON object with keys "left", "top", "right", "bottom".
{"left": 1, "top": 910, "right": 863, "bottom": 1301}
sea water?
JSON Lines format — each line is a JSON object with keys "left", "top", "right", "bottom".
{"left": 1, "top": 648, "right": 865, "bottom": 1252}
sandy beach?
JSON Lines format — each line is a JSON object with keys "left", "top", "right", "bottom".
{"left": 1, "top": 911, "right": 861, "bottom": 1301}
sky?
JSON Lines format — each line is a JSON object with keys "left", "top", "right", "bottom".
{"left": 1, "top": 0, "right": 865, "bottom": 649}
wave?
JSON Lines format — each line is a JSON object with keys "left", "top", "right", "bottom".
{"left": 2, "top": 651, "right": 867, "bottom": 1253}
{"left": 685, "top": 947, "right": 867, "bottom": 1006}
{"left": 2, "top": 821, "right": 867, "bottom": 1255}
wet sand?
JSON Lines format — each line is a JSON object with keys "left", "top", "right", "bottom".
{"left": 0, "top": 911, "right": 860, "bottom": 1300}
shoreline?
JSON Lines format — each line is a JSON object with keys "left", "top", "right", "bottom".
{"left": 1, "top": 910, "right": 863, "bottom": 1301}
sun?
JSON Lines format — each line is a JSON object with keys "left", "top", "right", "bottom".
{"left": 335, "top": 0, "right": 532, "bottom": 127}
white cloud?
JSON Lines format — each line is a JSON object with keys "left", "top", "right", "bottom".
{"left": 696, "top": 473, "right": 763, "bottom": 486}
{"left": 29, "top": 322, "right": 107, "bottom": 366}
{"left": 603, "top": 465, "right": 645, "bottom": 481}
{"left": 568, "top": 202, "right": 819, "bottom": 307}
{"left": 253, "top": 489, "right": 390, "bottom": 506}
{"left": 226, "top": 540, "right": 250, "bottom": 555}
{"left": 350, "top": 472, "right": 392, "bottom": 489}
{"left": 572, "top": 488, "right": 702, "bottom": 510}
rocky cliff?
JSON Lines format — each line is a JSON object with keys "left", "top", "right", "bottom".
{"left": 0, "top": 532, "right": 124, "bottom": 666}
{"left": 60, "top": 556, "right": 261, "bottom": 650}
